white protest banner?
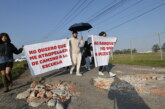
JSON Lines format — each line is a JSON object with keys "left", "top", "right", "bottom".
{"left": 90, "top": 35, "right": 117, "bottom": 67}
{"left": 24, "top": 39, "right": 72, "bottom": 76}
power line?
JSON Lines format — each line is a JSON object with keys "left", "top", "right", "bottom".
{"left": 87, "top": 0, "right": 128, "bottom": 23}
{"left": 59, "top": 0, "right": 82, "bottom": 24}
{"left": 127, "top": 31, "right": 165, "bottom": 40}
{"left": 160, "top": 32, "right": 165, "bottom": 35}
{"left": 43, "top": 0, "right": 165, "bottom": 40}
{"left": 42, "top": 0, "right": 84, "bottom": 40}
{"left": 94, "top": 0, "right": 143, "bottom": 28}
{"left": 91, "top": 0, "right": 164, "bottom": 32}
{"left": 105, "top": 2, "right": 165, "bottom": 31}
{"left": 85, "top": 0, "right": 116, "bottom": 21}
{"left": 44, "top": 0, "right": 128, "bottom": 39}
{"left": 93, "top": 0, "right": 163, "bottom": 30}
{"left": 55, "top": 0, "right": 96, "bottom": 37}
{"left": 50, "top": 0, "right": 89, "bottom": 36}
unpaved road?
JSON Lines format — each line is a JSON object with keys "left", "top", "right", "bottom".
{"left": 0, "top": 64, "right": 165, "bottom": 109}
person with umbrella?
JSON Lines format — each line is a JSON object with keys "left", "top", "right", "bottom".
{"left": 69, "top": 31, "right": 84, "bottom": 76}
{"left": 98, "top": 31, "right": 116, "bottom": 77}
{"left": 68, "top": 23, "right": 92, "bottom": 76}
{"left": 0, "top": 33, "right": 23, "bottom": 92}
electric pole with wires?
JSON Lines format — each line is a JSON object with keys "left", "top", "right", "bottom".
{"left": 158, "top": 32, "right": 163, "bottom": 60}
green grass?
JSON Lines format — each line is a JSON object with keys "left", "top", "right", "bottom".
{"left": 0, "top": 61, "right": 27, "bottom": 85}
{"left": 110, "top": 53, "right": 165, "bottom": 67}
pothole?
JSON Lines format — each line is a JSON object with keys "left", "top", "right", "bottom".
{"left": 92, "top": 73, "right": 165, "bottom": 95}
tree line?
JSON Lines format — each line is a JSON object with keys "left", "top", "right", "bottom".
{"left": 113, "top": 42, "right": 165, "bottom": 54}
{"left": 152, "top": 42, "right": 165, "bottom": 52}
{"left": 113, "top": 49, "right": 137, "bottom": 54}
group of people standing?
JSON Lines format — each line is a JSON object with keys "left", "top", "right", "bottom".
{"left": 0, "top": 31, "right": 116, "bottom": 93}
{"left": 68, "top": 31, "right": 116, "bottom": 77}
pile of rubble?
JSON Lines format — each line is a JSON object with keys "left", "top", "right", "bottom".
{"left": 16, "top": 81, "right": 79, "bottom": 108}
{"left": 92, "top": 73, "right": 165, "bottom": 95}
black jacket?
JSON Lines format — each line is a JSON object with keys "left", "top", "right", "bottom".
{"left": 0, "top": 43, "right": 23, "bottom": 62}
{"left": 83, "top": 41, "right": 92, "bottom": 57}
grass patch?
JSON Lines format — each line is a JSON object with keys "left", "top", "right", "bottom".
{"left": 110, "top": 53, "right": 165, "bottom": 67}
{"left": 0, "top": 61, "right": 27, "bottom": 85}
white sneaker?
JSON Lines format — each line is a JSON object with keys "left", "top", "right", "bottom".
{"left": 70, "top": 69, "right": 73, "bottom": 75}
{"left": 98, "top": 71, "right": 104, "bottom": 76}
{"left": 109, "top": 72, "right": 116, "bottom": 77}
{"left": 76, "top": 73, "right": 82, "bottom": 76}
{"left": 76, "top": 71, "right": 82, "bottom": 76}
{"left": 70, "top": 68, "right": 74, "bottom": 75}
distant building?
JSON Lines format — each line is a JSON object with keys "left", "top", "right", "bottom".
{"left": 139, "top": 51, "right": 153, "bottom": 53}
{"left": 15, "top": 56, "right": 26, "bottom": 62}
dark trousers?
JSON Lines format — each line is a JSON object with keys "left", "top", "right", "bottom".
{"left": 99, "top": 66, "right": 104, "bottom": 72}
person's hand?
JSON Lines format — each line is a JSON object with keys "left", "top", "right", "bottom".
{"left": 81, "top": 36, "right": 83, "bottom": 40}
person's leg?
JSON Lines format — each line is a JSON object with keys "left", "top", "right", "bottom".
{"left": 5, "top": 67, "right": 13, "bottom": 86}
{"left": 1, "top": 70, "right": 9, "bottom": 92}
{"left": 99, "top": 66, "right": 104, "bottom": 71}
{"left": 76, "top": 53, "right": 82, "bottom": 76}
{"left": 66, "top": 66, "right": 70, "bottom": 71}
{"left": 98, "top": 66, "right": 104, "bottom": 75}
{"left": 70, "top": 54, "right": 77, "bottom": 74}
{"left": 85, "top": 56, "right": 91, "bottom": 70}
{"left": 106, "top": 64, "right": 116, "bottom": 77}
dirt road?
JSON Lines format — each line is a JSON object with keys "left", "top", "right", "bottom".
{"left": 0, "top": 64, "right": 165, "bottom": 109}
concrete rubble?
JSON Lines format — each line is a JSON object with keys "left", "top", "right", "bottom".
{"left": 92, "top": 73, "right": 165, "bottom": 95}
{"left": 47, "top": 99, "right": 56, "bottom": 107}
{"left": 16, "top": 90, "right": 31, "bottom": 99}
{"left": 16, "top": 81, "right": 79, "bottom": 108}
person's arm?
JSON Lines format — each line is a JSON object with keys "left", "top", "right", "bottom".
{"left": 11, "top": 43, "right": 23, "bottom": 54}
{"left": 79, "top": 36, "right": 84, "bottom": 46}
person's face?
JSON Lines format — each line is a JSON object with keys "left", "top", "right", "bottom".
{"left": 1, "top": 36, "right": 8, "bottom": 42}
{"left": 72, "top": 33, "right": 78, "bottom": 38}
{"left": 102, "top": 33, "right": 107, "bottom": 37}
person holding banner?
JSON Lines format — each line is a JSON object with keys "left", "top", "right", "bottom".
{"left": 98, "top": 31, "right": 116, "bottom": 77}
{"left": 83, "top": 40, "right": 92, "bottom": 70}
{"left": 0, "top": 33, "right": 23, "bottom": 92}
{"left": 69, "top": 31, "right": 84, "bottom": 76}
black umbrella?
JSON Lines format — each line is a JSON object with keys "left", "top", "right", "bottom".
{"left": 69, "top": 23, "right": 92, "bottom": 32}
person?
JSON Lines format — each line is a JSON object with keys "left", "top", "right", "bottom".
{"left": 98, "top": 31, "right": 116, "bottom": 77}
{"left": 83, "top": 40, "right": 92, "bottom": 70}
{"left": 0, "top": 33, "right": 23, "bottom": 92}
{"left": 69, "top": 31, "right": 84, "bottom": 76}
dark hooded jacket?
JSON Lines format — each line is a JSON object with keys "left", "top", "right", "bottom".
{"left": 0, "top": 42, "right": 23, "bottom": 63}
{"left": 83, "top": 41, "right": 92, "bottom": 57}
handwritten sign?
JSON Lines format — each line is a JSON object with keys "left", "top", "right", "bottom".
{"left": 24, "top": 39, "right": 72, "bottom": 76}
{"left": 90, "top": 35, "right": 117, "bottom": 67}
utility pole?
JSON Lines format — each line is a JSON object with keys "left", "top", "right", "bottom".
{"left": 158, "top": 32, "right": 163, "bottom": 60}
{"left": 130, "top": 40, "right": 133, "bottom": 60}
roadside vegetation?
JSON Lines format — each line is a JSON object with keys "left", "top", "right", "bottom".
{"left": 110, "top": 53, "right": 165, "bottom": 67}
{"left": 0, "top": 61, "right": 27, "bottom": 85}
